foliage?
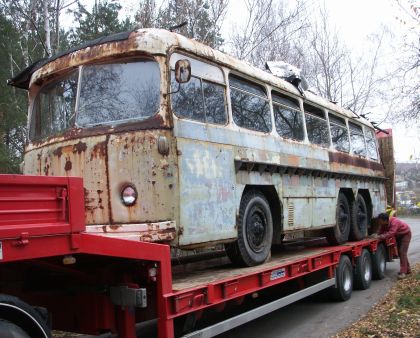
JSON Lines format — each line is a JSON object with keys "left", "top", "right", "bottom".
{"left": 68, "top": 0, "right": 133, "bottom": 46}
{"left": 135, "top": 0, "right": 229, "bottom": 48}
{"left": 0, "top": 7, "right": 28, "bottom": 173}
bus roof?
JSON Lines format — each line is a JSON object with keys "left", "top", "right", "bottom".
{"left": 8, "top": 28, "right": 372, "bottom": 127}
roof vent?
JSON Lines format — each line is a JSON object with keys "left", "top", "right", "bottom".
{"left": 265, "top": 61, "right": 309, "bottom": 95}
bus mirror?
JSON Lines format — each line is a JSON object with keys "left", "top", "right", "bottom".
{"left": 175, "top": 59, "right": 191, "bottom": 83}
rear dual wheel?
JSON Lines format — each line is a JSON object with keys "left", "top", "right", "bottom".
{"left": 327, "top": 192, "right": 351, "bottom": 245}
{"left": 350, "top": 195, "right": 369, "bottom": 241}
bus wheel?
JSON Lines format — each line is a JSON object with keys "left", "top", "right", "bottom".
{"left": 372, "top": 243, "right": 387, "bottom": 280}
{"left": 326, "top": 193, "right": 351, "bottom": 245}
{"left": 350, "top": 195, "right": 368, "bottom": 240}
{"left": 330, "top": 255, "right": 353, "bottom": 301}
{"left": 354, "top": 249, "right": 372, "bottom": 290}
{"left": 226, "top": 190, "right": 273, "bottom": 267}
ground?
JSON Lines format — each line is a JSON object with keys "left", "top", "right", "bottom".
{"left": 334, "top": 263, "right": 420, "bottom": 338}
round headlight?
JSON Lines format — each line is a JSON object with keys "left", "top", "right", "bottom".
{"left": 121, "top": 185, "right": 137, "bottom": 206}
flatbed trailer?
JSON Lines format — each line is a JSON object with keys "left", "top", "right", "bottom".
{"left": 0, "top": 175, "right": 396, "bottom": 338}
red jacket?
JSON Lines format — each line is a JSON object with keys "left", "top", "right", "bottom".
{"left": 379, "top": 217, "right": 411, "bottom": 239}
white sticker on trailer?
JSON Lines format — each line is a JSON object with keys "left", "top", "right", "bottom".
{"left": 270, "top": 268, "right": 286, "bottom": 281}
{"left": 0, "top": 241, "right": 3, "bottom": 260}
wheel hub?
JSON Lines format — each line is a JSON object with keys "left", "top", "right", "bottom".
{"left": 247, "top": 207, "right": 266, "bottom": 252}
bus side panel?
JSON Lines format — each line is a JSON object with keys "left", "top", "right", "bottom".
{"left": 177, "top": 137, "right": 237, "bottom": 246}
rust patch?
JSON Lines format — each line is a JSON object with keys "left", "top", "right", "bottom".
{"left": 43, "top": 164, "right": 50, "bottom": 176}
{"left": 53, "top": 147, "right": 62, "bottom": 158}
{"left": 91, "top": 140, "right": 107, "bottom": 160}
{"left": 328, "top": 151, "right": 384, "bottom": 171}
{"left": 64, "top": 160, "right": 72, "bottom": 171}
{"left": 73, "top": 141, "right": 87, "bottom": 154}
{"left": 30, "top": 115, "right": 168, "bottom": 149}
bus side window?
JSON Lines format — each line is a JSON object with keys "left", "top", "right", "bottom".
{"left": 365, "top": 127, "right": 378, "bottom": 160}
{"left": 272, "top": 91, "right": 304, "bottom": 141}
{"left": 304, "top": 104, "right": 330, "bottom": 147}
{"left": 171, "top": 73, "right": 205, "bottom": 122}
{"left": 171, "top": 74, "right": 227, "bottom": 125}
{"left": 229, "top": 74, "right": 271, "bottom": 133}
{"left": 202, "top": 80, "right": 227, "bottom": 124}
{"left": 349, "top": 122, "right": 367, "bottom": 157}
{"left": 329, "top": 114, "right": 350, "bottom": 152}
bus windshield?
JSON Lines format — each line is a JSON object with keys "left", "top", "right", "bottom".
{"left": 30, "top": 59, "right": 160, "bottom": 140}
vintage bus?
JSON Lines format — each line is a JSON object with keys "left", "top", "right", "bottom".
{"left": 9, "top": 29, "right": 386, "bottom": 266}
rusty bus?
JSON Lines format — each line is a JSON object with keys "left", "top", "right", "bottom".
{"left": 8, "top": 29, "right": 386, "bottom": 267}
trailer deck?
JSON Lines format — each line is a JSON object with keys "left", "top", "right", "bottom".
{"left": 0, "top": 175, "right": 396, "bottom": 338}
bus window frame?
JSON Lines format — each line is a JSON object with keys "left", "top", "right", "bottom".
{"left": 303, "top": 102, "right": 331, "bottom": 148}
{"left": 271, "top": 89, "right": 305, "bottom": 142}
{"left": 328, "top": 112, "right": 350, "bottom": 153}
{"left": 169, "top": 52, "right": 228, "bottom": 127}
{"left": 228, "top": 72, "right": 273, "bottom": 134}
{"left": 348, "top": 121, "right": 367, "bottom": 157}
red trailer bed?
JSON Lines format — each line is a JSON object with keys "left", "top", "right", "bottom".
{"left": 0, "top": 175, "right": 396, "bottom": 338}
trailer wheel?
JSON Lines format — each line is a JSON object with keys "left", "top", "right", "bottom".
{"left": 331, "top": 255, "right": 353, "bottom": 301}
{"left": 372, "top": 244, "right": 386, "bottom": 280}
{"left": 326, "top": 193, "right": 351, "bottom": 245}
{"left": 0, "top": 294, "right": 51, "bottom": 338}
{"left": 350, "top": 195, "right": 368, "bottom": 240}
{"left": 0, "top": 319, "right": 30, "bottom": 338}
{"left": 226, "top": 190, "right": 273, "bottom": 266}
{"left": 354, "top": 249, "right": 372, "bottom": 290}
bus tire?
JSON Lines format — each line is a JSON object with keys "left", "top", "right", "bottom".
{"left": 354, "top": 248, "right": 372, "bottom": 290}
{"left": 326, "top": 192, "right": 351, "bottom": 245}
{"left": 331, "top": 255, "right": 353, "bottom": 301}
{"left": 350, "top": 195, "right": 368, "bottom": 240}
{"left": 372, "top": 243, "right": 386, "bottom": 280}
{"left": 0, "top": 294, "right": 51, "bottom": 338}
{"left": 226, "top": 190, "right": 273, "bottom": 267}
{"left": 0, "top": 319, "right": 31, "bottom": 338}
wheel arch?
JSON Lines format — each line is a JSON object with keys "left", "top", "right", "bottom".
{"left": 338, "top": 187, "right": 355, "bottom": 205}
{"left": 242, "top": 185, "right": 283, "bottom": 245}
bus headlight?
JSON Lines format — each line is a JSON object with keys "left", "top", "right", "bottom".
{"left": 121, "top": 185, "right": 137, "bottom": 206}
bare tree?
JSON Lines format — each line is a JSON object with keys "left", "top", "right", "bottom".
{"left": 228, "top": 0, "right": 308, "bottom": 68}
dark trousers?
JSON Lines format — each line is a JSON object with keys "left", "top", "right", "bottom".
{"left": 397, "top": 231, "right": 411, "bottom": 274}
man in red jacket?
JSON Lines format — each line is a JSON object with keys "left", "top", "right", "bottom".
{"left": 377, "top": 213, "right": 412, "bottom": 279}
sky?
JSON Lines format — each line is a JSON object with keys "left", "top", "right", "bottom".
{"left": 64, "top": 0, "right": 419, "bottom": 162}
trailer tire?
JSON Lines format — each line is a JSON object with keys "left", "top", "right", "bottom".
{"left": 331, "top": 255, "right": 353, "bottom": 301}
{"left": 372, "top": 244, "right": 386, "bottom": 280}
{"left": 226, "top": 190, "right": 273, "bottom": 267}
{"left": 0, "top": 294, "right": 51, "bottom": 338}
{"left": 350, "top": 195, "right": 368, "bottom": 240}
{"left": 354, "top": 249, "right": 372, "bottom": 290}
{"left": 326, "top": 193, "right": 351, "bottom": 245}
